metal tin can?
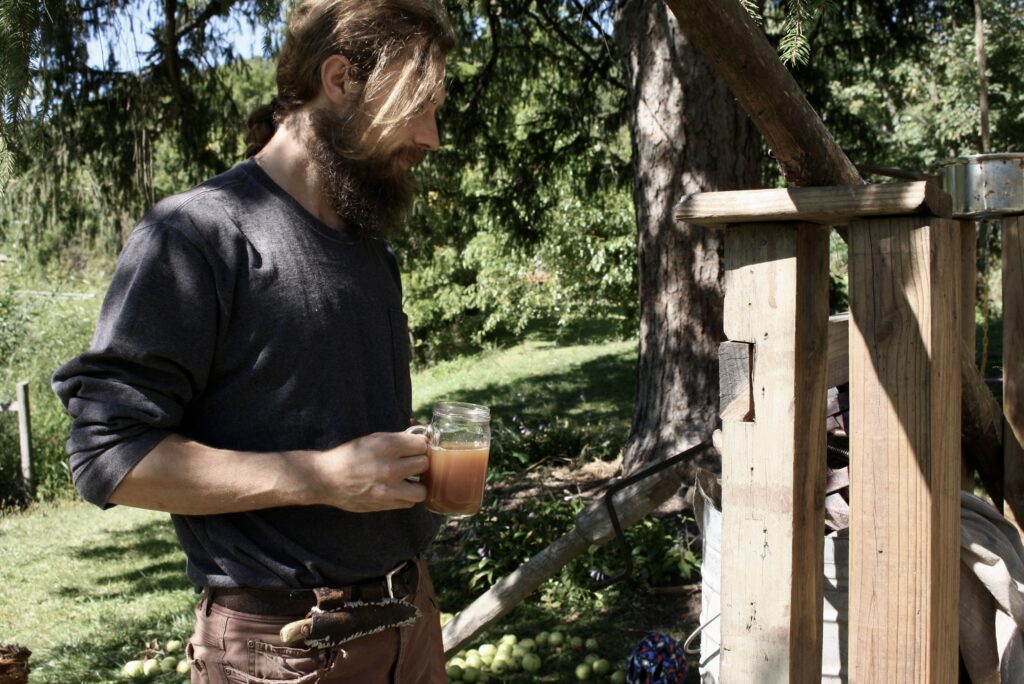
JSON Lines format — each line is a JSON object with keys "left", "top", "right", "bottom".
{"left": 937, "top": 153, "right": 1024, "bottom": 219}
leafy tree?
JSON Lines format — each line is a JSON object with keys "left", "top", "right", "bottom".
{"left": 400, "top": 1, "right": 638, "bottom": 361}
{"left": 1, "top": 0, "right": 279, "bottom": 260}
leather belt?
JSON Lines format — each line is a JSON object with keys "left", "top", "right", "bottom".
{"left": 205, "top": 560, "right": 419, "bottom": 617}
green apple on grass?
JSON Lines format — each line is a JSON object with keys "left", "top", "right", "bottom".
{"left": 123, "top": 660, "right": 145, "bottom": 679}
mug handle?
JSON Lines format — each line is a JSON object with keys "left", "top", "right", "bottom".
{"left": 404, "top": 424, "right": 431, "bottom": 438}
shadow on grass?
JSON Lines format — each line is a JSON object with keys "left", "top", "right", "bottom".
{"left": 414, "top": 345, "right": 636, "bottom": 427}
{"left": 415, "top": 346, "right": 636, "bottom": 472}
{"left": 63, "top": 517, "right": 191, "bottom": 599}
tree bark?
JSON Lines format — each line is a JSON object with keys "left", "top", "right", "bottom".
{"left": 614, "top": 0, "right": 762, "bottom": 473}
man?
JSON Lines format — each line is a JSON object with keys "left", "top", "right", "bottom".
{"left": 52, "top": 1, "right": 455, "bottom": 681}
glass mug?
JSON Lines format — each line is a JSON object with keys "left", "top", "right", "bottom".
{"left": 408, "top": 402, "right": 491, "bottom": 515}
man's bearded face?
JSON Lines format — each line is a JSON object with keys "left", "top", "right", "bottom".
{"left": 306, "top": 104, "right": 426, "bottom": 237}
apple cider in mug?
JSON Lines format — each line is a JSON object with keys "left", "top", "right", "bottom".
{"left": 412, "top": 402, "right": 491, "bottom": 515}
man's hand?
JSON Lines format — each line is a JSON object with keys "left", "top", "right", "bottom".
{"left": 315, "top": 432, "right": 429, "bottom": 512}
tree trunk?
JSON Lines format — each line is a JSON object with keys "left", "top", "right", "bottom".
{"left": 614, "top": 0, "right": 762, "bottom": 473}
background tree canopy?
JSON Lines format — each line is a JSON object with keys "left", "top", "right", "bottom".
{"left": 1, "top": 0, "right": 1022, "bottom": 364}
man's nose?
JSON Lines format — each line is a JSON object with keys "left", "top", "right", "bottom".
{"left": 413, "top": 115, "right": 440, "bottom": 152}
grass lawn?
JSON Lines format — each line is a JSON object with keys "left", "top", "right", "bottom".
{"left": 0, "top": 502, "right": 195, "bottom": 682}
{"left": 0, "top": 327, "right": 699, "bottom": 683}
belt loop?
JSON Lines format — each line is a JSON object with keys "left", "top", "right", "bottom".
{"left": 203, "top": 587, "right": 215, "bottom": 617}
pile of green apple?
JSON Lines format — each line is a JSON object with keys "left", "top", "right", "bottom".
{"left": 441, "top": 623, "right": 627, "bottom": 682}
{"left": 121, "top": 638, "right": 190, "bottom": 680}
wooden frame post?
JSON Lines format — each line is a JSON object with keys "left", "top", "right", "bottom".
{"left": 1, "top": 381, "right": 33, "bottom": 502}
{"left": 848, "top": 217, "right": 960, "bottom": 682}
{"left": 961, "top": 221, "right": 977, "bottom": 492}
{"left": 17, "top": 381, "right": 33, "bottom": 501}
{"left": 1003, "top": 215, "right": 1024, "bottom": 533}
{"left": 719, "top": 222, "right": 829, "bottom": 682}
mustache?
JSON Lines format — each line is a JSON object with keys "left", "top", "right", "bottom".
{"left": 391, "top": 145, "right": 426, "bottom": 169}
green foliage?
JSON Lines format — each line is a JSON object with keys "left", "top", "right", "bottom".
{"left": 787, "top": 0, "right": 1024, "bottom": 170}
{"left": 0, "top": 268, "right": 103, "bottom": 506}
{"left": 777, "top": 1, "right": 838, "bottom": 65}
{"left": 2, "top": 0, "right": 638, "bottom": 361}
{"left": 440, "top": 493, "right": 699, "bottom": 602}
{"left": 0, "top": 0, "right": 41, "bottom": 186}
{"left": 397, "top": 0, "right": 636, "bottom": 362}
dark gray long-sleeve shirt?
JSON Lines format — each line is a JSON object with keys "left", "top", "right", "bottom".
{"left": 52, "top": 159, "right": 440, "bottom": 588}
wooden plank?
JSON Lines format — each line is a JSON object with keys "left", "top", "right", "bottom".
{"left": 1003, "top": 215, "right": 1024, "bottom": 536}
{"left": 719, "top": 341, "right": 753, "bottom": 422}
{"left": 720, "top": 222, "right": 829, "bottom": 683}
{"left": 821, "top": 311, "right": 1004, "bottom": 507}
{"left": 961, "top": 221, "right": 978, "bottom": 492}
{"left": 675, "top": 182, "right": 952, "bottom": 226}
{"left": 826, "top": 313, "right": 849, "bottom": 389}
{"left": 16, "top": 382, "right": 32, "bottom": 501}
{"left": 848, "top": 216, "right": 960, "bottom": 683}
{"left": 731, "top": 313, "right": 844, "bottom": 390}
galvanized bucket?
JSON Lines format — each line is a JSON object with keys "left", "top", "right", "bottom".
{"left": 937, "top": 153, "right": 1024, "bottom": 219}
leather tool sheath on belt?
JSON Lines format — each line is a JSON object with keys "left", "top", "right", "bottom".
{"left": 279, "top": 562, "right": 421, "bottom": 649}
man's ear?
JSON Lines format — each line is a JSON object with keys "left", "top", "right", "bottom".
{"left": 320, "top": 54, "right": 359, "bottom": 106}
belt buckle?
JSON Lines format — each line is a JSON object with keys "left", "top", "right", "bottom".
{"left": 383, "top": 561, "right": 409, "bottom": 600}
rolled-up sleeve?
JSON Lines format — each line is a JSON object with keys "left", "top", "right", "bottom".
{"left": 52, "top": 222, "right": 218, "bottom": 508}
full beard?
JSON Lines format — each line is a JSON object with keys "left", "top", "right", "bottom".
{"left": 306, "top": 105, "right": 424, "bottom": 237}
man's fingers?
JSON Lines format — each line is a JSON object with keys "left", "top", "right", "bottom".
{"left": 391, "top": 480, "right": 427, "bottom": 504}
{"left": 394, "top": 454, "right": 429, "bottom": 478}
{"left": 387, "top": 432, "right": 429, "bottom": 457}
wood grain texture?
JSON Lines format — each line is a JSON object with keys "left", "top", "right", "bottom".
{"left": 827, "top": 313, "right": 849, "bottom": 389}
{"left": 961, "top": 222, "right": 978, "bottom": 491}
{"left": 674, "top": 182, "right": 951, "bottom": 226}
{"left": 719, "top": 341, "right": 753, "bottom": 422}
{"left": 1002, "top": 215, "right": 1024, "bottom": 535}
{"left": 848, "top": 217, "right": 960, "bottom": 684}
{"left": 720, "top": 222, "right": 829, "bottom": 683}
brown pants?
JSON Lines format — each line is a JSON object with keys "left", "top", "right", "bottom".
{"left": 186, "top": 557, "right": 446, "bottom": 683}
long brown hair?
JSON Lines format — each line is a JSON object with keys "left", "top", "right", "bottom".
{"left": 245, "top": 0, "right": 455, "bottom": 158}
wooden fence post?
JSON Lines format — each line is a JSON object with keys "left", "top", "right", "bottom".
{"left": 17, "top": 381, "right": 33, "bottom": 501}
{"left": 2, "top": 381, "right": 33, "bottom": 502}
{"left": 1003, "top": 215, "right": 1024, "bottom": 536}
{"left": 719, "top": 222, "right": 829, "bottom": 683}
{"left": 848, "top": 216, "right": 960, "bottom": 683}
{"left": 961, "top": 221, "right": 978, "bottom": 492}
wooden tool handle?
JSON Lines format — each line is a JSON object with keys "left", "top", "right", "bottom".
{"left": 279, "top": 618, "right": 312, "bottom": 645}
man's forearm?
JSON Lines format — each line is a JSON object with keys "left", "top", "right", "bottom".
{"left": 108, "top": 434, "right": 323, "bottom": 515}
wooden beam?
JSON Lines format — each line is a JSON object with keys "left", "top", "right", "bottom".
{"left": 663, "top": 0, "right": 862, "bottom": 189}
{"left": 729, "top": 315, "right": 847, "bottom": 393}
{"left": 720, "top": 222, "right": 829, "bottom": 682}
{"left": 961, "top": 221, "right": 978, "bottom": 492}
{"left": 826, "top": 310, "right": 1006, "bottom": 504}
{"left": 848, "top": 216, "right": 960, "bottom": 683}
{"left": 16, "top": 381, "right": 32, "bottom": 502}
{"left": 1003, "top": 215, "right": 1024, "bottom": 535}
{"left": 719, "top": 341, "right": 754, "bottom": 422}
{"left": 675, "top": 182, "right": 952, "bottom": 227}
{"left": 826, "top": 313, "right": 849, "bottom": 389}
